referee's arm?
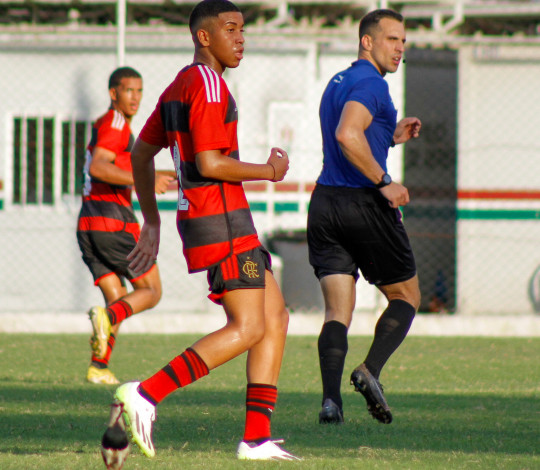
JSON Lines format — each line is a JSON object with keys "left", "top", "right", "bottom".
{"left": 335, "top": 100, "right": 409, "bottom": 208}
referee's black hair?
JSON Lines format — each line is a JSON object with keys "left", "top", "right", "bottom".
{"left": 359, "top": 9, "right": 403, "bottom": 41}
{"left": 108, "top": 67, "right": 142, "bottom": 90}
{"left": 189, "top": 0, "right": 240, "bottom": 35}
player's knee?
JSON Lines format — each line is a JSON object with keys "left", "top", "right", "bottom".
{"left": 262, "top": 305, "right": 289, "bottom": 340}
{"left": 229, "top": 317, "right": 266, "bottom": 348}
{"left": 149, "top": 285, "right": 162, "bottom": 307}
{"left": 413, "top": 292, "right": 421, "bottom": 311}
{"left": 391, "top": 291, "right": 420, "bottom": 311}
{"left": 277, "top": 307, "right": 290, "bottom": 335}
{"left": 383, "top": 277, "right": 421, "bottom": 311}
{"left": 407, "top": 286, "right": 421, "bottom": 311}
{"left": 247, "top": 322, "right": 266, "bottom": 346}
{"left": 134, "top": 283, "right": 162, "bottom": 309}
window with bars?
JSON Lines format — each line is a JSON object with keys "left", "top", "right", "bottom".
{"left": 10, "top": 115, "right": 93, "bottom": 207}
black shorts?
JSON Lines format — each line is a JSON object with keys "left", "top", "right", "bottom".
{"left": 207, "top": 246, "right": 272, "bottom": 305}
{"left": 307, "top": 184, "right": 416, "bottom": 286}
{"left": 77, "top": 229, "right": 150, "bottom": 285}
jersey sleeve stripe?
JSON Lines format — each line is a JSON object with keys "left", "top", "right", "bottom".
{"left": 205, "top": 66, "right": 217, "bottom": 102}
{"left": 207, "top": 67, "right": 217, "bottom": 102}
{"left": 112, "top": 110, "right": 125, "bottom": 130}
{"left": 197, "top": 64, "right": 221, "bottom": 103}
{"left": 197, "top": 65, "right": 213, "bottom": 102}
{"left": 209, "top": 67, "right": 221, "bottom": 102}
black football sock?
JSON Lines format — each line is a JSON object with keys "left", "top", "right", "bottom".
{"left": 364, "top": 299, "right": 416, "bottom": 379}
{"left": 318, "top": 320, "right": 348, "bottom": 410}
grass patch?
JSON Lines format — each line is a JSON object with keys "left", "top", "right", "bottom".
{"left": 0, "top": 333, "right": 538, "bottom": 469}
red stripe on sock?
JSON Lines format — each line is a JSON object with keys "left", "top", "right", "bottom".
{"left": 107, "top": 299, "right": 133, "bottom": 325}
{"left": 139, "top": 369, "right": 180, "bottom": 404}
{"left": 139, "top": 348, "right": 209, "bottom": 405}
{"left": 243, "top": 384, "right": 277, "bottom": 443}
{"left": 170, "top": 354, "right": 195, "bottom": 385}
{"left": 184, "top": 348, "right": 209, "bottom": 379}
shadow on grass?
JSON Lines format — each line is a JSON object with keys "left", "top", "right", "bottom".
{"left": 1, "top": 383, "right": 537, "bottom": 457}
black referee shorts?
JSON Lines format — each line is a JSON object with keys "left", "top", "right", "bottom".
{"left": 307, "top": 184, "right": 416, "bottom": 286}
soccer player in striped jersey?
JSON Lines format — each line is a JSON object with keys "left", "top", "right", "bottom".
{"left": 77, "top": 67, "right": 174, "bottom": 385}
{"left": 105, "top": 0, "right": 300, "bottom": 462}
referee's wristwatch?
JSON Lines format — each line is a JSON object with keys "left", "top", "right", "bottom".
{"left": 376, "top": 173, "right": 392, "bottom": 189}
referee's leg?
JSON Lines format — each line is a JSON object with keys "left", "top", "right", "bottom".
{"left": 365, "top": 274, "right": 420, "bottom": 379}
{"left": 349, "top": 275, "right": 419, "bottom": 424}
{"left": 317, "top": 274, "right": 356, "bottom": 422}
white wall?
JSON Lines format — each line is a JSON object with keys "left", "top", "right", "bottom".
{"left": 0, "top": 32, "right": 388, "bottom": 314}
{"left": 457, "top": 44, "right": 540, "bottom": 315}
{"left": 2, "top": 32, "right": 538, "bottom": 316}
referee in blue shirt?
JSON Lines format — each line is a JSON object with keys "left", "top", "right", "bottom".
{"left": 307, "top": 9, "right": 422, "bottom": 425}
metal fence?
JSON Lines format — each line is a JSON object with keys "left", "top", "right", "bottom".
{"left": 1, "top": 1, "right": 539, "bottom": 317}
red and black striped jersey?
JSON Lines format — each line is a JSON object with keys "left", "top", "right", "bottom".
{"left": 140, "top": 63, "right": 260, "bottom": 272}
{"left": 78, "top": 108, "right": 138, "bottom": 235}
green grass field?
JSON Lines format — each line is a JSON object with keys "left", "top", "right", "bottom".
{"left": 1, "top": 333, "right": 538, "bottom": 469}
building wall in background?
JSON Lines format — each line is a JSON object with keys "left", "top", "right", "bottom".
{"left": 0, "top": 32, "right": 538, "bottom": 315}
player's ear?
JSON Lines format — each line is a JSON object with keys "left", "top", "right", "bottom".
{"left": 196, "top": 28, "right": 211, "bottom": 47}
{"left": 109, "top": 87, "right": 118, "bottom": 102}
{"left": 360, "top": 33, "right": 373, "bottom": 51}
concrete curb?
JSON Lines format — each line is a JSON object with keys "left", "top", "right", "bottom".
{"left": 1, "top": 312, "right": 539, "bottom": 337}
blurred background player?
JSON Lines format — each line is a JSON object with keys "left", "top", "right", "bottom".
{"left": 307, "top": 9, "right": 421, "bottom": 424}
{"left": 105, "top": 0, "right": 300, "bottom": 461}
{"left": 77, "top": 66, "right": 174, "bottom": 385}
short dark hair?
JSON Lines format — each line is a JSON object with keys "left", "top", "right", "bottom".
{"left": 189, "top": 0, "right": 240, "bottom": 35}
{"left": 359, "top": 9, "right": 403, "bottom": 41}
{"left": 108, "top": 66, "right": 142, "bottom": 90}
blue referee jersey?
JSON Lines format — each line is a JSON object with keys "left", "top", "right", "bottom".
{"left": 317, "top": 59, "right": 397, "bottom": 188}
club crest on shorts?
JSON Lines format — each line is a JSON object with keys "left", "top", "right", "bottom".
{"left": 242, "top": 257, "right": 259, "bottom": 278}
